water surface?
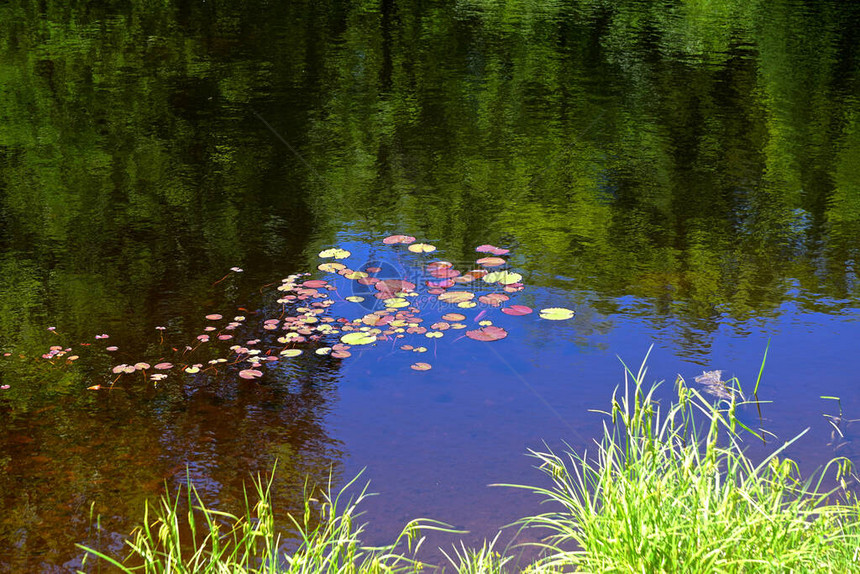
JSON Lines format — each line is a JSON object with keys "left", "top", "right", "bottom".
{"left": 2, "top": 0, "right": 860, "bottom": 570}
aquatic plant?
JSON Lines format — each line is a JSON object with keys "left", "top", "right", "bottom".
{"left": 3, "top": 236, "right": 576, "bottom": 392}
{"left": 502, "top": 356, "right": 860, "bottom": 572}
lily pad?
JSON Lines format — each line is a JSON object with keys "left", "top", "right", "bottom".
{"left": 465, "top": 326, "right": 508, "bottom": 342}
{"left": 501, "top": 305, "right": 533, "bottom": 316}
{"left": 205, "top": 314, "right": 223, "bottom": 321}
{"left": 539, "top": 307, "right": 575, "bottom": 320}
{"left": 483, "top": 271, "right": 522, "bottom": 285}
{"left": 383, "top": 234, "right": 416, "bottom": 245}
{"left": 280, "top": 349, "right": 303, "bottom": 357}
{"left": 438, "top": 291, "right": 475, "bottom": 304}
{"left": 478, "top": 293, "right": 510, "bottom": 307}
{"left": 319, "top": 248, "right": 351, "bottom": 259}
{"left": 318, "top": 262, "right": 346, "bottom": 272}
{"left": 340, "top": 332, "right": 377, "bottom": 346}
{"left": 476, "top": 256, "right": 506, "bottom": 267}
{"left": 407, "top": 243, "right": 436, "bottom": 253}
{"left": 239, "top": 369, "right": 263, "bottom": 380}
{"left": 442, "top": 313, "right": 466, "bottom": 322}
{"left": 476, "top": 244, "right": 510, "bottom": 256}
{"left": 411, "top": 362, "right": 432, "bottom": 371}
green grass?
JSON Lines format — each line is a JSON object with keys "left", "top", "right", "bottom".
{"left": 79, "top": 358, "right": 860, "bottom": 573}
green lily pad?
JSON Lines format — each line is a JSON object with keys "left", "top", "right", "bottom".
{"left": 539, "top": 307, "right": 575, "bottom": 320}
{"left": 319, "top": 248, "right": 351, "bottom": 259}
{"left": 340, "top": 332, "right": 378, "bottom": 345}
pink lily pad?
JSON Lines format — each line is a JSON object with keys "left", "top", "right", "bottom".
{"left": 205, "top": 314, "right": 223, "bottom": 321}
{"left": 465, "top": 325, "right": 508, "bottom": 342}
{"left": 476, "top": 256, "right": 506, "bottom": 267}
{"left": 476, "top": 244, "right": 510, "bottom": 256}
{"left": 154, "top": 362, "right": 173, "bottom": 370}
{"left": 239, "top": 369, "right": 263, "bottom": 380}
{"left": 501, "top": 305, "right": 533, "bottom": 316}
{"left": 383, "top": 234, "right": 417, "bottom": 245}
{"left": 478, "top": 293, "right": 510, "bottom": 307}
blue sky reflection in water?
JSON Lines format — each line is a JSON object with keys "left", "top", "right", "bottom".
{"left": 2, "top": 0, "right": 860, "bottom": 569}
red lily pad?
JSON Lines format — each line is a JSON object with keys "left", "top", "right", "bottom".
{"left": 302, "top": 279, "right": 328, "bottom": 288}
{"left": 239, "top": 369, "right": 263, "bottom": 380}
{"left": 205, "top": 314, "right": 223, "bottom": 321}
{"left": 501, "top": 305, "right": 533, "bottom": 316}
{"left": 427, "top": 261, "right": 454, "bottom": 272}
{"left": 465, "top": 326, "right": 508, "bottom": 342}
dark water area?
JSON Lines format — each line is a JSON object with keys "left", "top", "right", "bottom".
{"left": 2, "top": 0, "right": 860, "bottom": 570}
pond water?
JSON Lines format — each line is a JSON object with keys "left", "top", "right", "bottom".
{"left": 2, "top": 0, "right": 860, "bottom": 570}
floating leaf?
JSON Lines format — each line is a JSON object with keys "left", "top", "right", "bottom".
{"left": 106, "top": 346, "right": 118, "bottom": 352}
{"left": 185, "top": 365, "right": 201, "bottom": 374}
{"left": 476, "top": 244, "right": 510, "bottom": 256}
{"left": 539, "top": 307, "right": 575, "bottom": 320}
{"left": 465, "top": 326, "right": 508, "bottom": 342}
{"left": 427, "top": 261, "right": 454, "bottom": 271}
{"left": 407, "top": 243, "right": 436, "bottom": 253}
{"left": 384, "top": 297, "right": 410, "bottom": 308}
{"left": 425, "top": 331, "right": 443, "bottom": 338}
{"left": 442, "top": 313, "right": 466, "bottom": 322}
{"left": 319, "top": 248, "right": 351, "bottom": 259}
{"left": 476, "top": 256, "right": 506, "bottom": 267}
{"left": 457, "top": 301, "right": 478, "bottom": 308}
{"left": 134, "top": 362, "right": 151, "bottom": 370}
{"left": 154, "top": 362, "right": 173, "bottom": 370}
{"left": 438, "top": 291, "right": 475, "bottom": 304}
{"left": 383, "top": 234, "right": 416, "bottom": 245}
{"left": 331, "top": 350, "right": 351, "bottom": 359}
{"left": 315, "top": 347, "right": 332, "bottom": 355}
{"left": 501, "top": 305, "right": 533, "bottom": 316}
{"left": 280, "top": 349, "right": 303, "bottom": 357}
{"left": 340, "top": 332, "right": 377, "bottom": 346}
{"left": 345, "top": 296, "right": 365, "bottom": 303}
{"left": 205, "top": 314, "right": 223, "bottom": 321}
{"left": 302, "top": 279, "right": 328, "bottom": 288}
{"left": 239, "top": 369, "right": 263, "bottom": 380}
{"left": 483, "top": 271, "right": 522, "bottom": 285}
{"left": 411, "top": 362, "right": 432, "bottom": 371}
{"left": 318, "top": 262, "right": 346, "bottom": 272}
{"left": 478, "top": 293, "right": 510, "bottom": 307}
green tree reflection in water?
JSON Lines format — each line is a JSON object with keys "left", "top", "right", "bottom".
{"left": 0, "top": 0, "right": 859, "bottom": 569}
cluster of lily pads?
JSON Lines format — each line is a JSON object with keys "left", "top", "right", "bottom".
{"left": 1, "top": 236, "right": 576, "bottom": 389}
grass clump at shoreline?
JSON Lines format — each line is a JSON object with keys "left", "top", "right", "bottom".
{"left": 79, "top": 359, "right": 860, "bottom": 572}
{"left": 505, "top": 358, "right": 860, "bottom": 572}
